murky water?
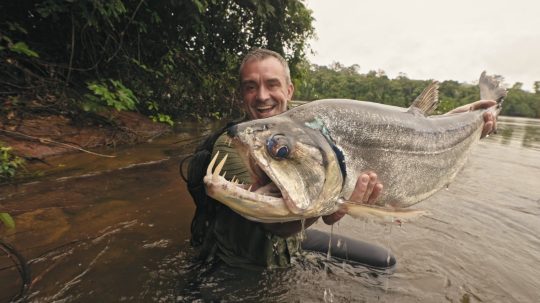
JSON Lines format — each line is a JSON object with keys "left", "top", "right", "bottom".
{"left": 1, "top": 116, "right": 539, "bottom": 302}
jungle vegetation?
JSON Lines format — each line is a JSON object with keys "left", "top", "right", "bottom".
{"left": 1, "top": 0, "right": 315, "bottom": 122}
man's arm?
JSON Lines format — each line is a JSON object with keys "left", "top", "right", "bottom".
{"left": 445, "top": 100, "right": 498, "bottom": 138}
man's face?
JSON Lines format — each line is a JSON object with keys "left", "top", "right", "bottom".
{"left": 240, "top": 57, "right": 294, "bottom": 120}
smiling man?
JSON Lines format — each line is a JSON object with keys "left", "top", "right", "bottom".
{"left": 239, "top": 51, "right": 293, "bottom": 119}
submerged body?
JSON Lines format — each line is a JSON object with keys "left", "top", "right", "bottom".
{"left": 204, "top": 72, "right": 506, "bottom": 222}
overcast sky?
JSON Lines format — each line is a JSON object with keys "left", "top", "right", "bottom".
{"left": 305, "top": 0, "right": 540, "bottom": 91}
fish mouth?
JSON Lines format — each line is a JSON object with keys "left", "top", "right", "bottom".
{"left": 203, "top": 151, "right": 302, "bottom": 222}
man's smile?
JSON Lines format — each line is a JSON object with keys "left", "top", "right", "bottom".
{"left": 256, "top": 104, "right": 275, "bottom": 113}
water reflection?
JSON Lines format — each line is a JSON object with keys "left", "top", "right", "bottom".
{"left": 523, "top": 123, "right": 540, "bottom": 149}
{"left": 493, "top": 116, "right": 540, "bottom": 151}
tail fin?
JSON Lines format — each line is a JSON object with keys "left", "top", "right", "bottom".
{"left": 479, "top": 71, "right": 507, "bottom": 115}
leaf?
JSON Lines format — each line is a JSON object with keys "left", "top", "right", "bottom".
{"left": 0, "top": 213, "right": 15, "bottom": 229}
{"left": 10, "top": 42, "right": 39, "bottom": 58}
{"left": 192, "top": 0, "right": 206, "bottom": 13}
{"left": 7, "top": 21, "right": 28, "bottom": 34}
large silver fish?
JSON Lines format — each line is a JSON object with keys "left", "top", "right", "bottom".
{"left": 203, "top": 72, "right": 506, "bottom": 223}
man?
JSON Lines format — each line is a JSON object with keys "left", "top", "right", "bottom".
{"left": 187, "top": 48, "right": 497, "bottom": 270}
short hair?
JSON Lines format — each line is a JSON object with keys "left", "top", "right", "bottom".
{"left": 239, "top": 48, "right": 291, "bottom": 84}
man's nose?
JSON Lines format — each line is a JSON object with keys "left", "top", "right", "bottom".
{"left": 256, "top": 85, "right": 270, "bottom": 100}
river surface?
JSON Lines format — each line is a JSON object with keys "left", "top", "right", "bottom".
{"left": 1, "top": 116, "right": 539, "bottom": 302}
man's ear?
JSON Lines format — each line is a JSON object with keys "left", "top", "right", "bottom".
{"left": 287, "top": 83, "right": 295, "bottom": 100}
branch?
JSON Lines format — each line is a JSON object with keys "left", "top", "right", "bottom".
{"left": 66, "top": 11, "right": 76, "bottom": 85}
{"left": 0, "top": 129, "right": 116, "bottom": 158}
{"left": 106, "top": 0, "right": 146, "bottom": 63}
{"left": 0, "top": 239, "right": 30, "bottom": 301}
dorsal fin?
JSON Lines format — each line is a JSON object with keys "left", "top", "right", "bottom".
{"left": 407, "top": 81, "right": 439, "bottom": 116}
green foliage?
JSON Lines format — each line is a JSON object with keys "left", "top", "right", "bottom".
{"left": 0, "top": 21, "right": 39, "bottom": 58}
{"left": 147, "top": 101, "right": 173, "bottom": 126}
{"left": 503, "top": 85, "right": 540, "bottom": 118}
{"left": 150, "top": 113, "right": 174, "bottom": 126}
{"left": 0, "top": 213, "right": 15, "bottom": 229}
{"left": 0, "top": 0, "right": 315, "bottom": 119}
{"left": 84, "top": 79, "right": 138, "bottom": 111}
{"left": 8, "top": 41, "right": 39, "bottom": 57}
{"left": 0, "top": 143, "right": 25, "bottom": 180}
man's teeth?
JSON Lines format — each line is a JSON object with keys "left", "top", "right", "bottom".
{"left": 257, "top": 105, "right": 274, "bottom": 111}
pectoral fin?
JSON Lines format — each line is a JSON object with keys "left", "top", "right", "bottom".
{"left": 343, "top": 202, "right": 430, "bottom": 223}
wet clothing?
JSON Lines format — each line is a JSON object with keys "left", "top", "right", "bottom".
{"left": 186, "top": 122, "right": 302, "bottom": 269}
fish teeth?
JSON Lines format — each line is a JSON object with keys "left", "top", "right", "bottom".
{"left": 207, "top": 151, "right": 220, "bottom": 176}
{"left": 213, "top": 153, "right": 228, "bottom": 177}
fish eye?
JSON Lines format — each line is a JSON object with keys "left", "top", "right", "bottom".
{"left": 266, "top": 135, "right": 290, "bottom": 160}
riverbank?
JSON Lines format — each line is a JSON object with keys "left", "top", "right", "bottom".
{"left": 0, "top": 110, "right": 171, "bottom": 159}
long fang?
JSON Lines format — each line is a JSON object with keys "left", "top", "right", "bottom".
{"left": 213, "top": 153, "right": 228, "bottom": 177}
{"left": 207, "top": 151, "right": 220, "bottom": 175}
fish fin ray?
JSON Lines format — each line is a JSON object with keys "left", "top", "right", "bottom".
{"left": 407, "top": 81, "right": 439, "bottom": 116}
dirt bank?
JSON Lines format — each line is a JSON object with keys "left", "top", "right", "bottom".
{"left": 0, "top": 110, "right": 170, "bottom": 159}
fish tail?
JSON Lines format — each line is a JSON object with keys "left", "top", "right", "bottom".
{"left": 479, "top": 71, "right": 507, "bottom": 115}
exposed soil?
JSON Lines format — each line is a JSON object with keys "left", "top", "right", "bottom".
{"left": 0, "top": 110, "right": 170, "bottom": 159}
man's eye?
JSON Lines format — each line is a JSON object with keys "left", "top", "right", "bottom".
{"left": 245, "top": 85, "right": 256, "bottom": 91}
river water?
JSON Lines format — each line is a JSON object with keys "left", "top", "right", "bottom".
{"left": 1, "top": 116, "right": 539, "bottom": 302}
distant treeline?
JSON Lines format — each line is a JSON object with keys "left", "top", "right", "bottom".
{"left": 1, "top": 1, "right": 538, "bottom": 120}
{"left": 295, "top": 63, "right": 540, "bottom": 118}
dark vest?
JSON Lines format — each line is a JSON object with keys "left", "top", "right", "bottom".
{"left": 184, "top": 122, "right": 301, "bottom": 269}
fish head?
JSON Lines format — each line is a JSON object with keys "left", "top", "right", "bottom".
{"left": 226, "top": 116, "right": 344, "bottom": 215}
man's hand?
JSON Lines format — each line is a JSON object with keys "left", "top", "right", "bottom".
{"left": 322, "top": 172, "right": 383, "bottom": 225}
{"left": 445, "top": 100, "right": 498, "bottom": 138}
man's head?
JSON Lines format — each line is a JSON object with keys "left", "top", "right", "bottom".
{"left": 239, "top": 48, "right": 294, "bottom": 120}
